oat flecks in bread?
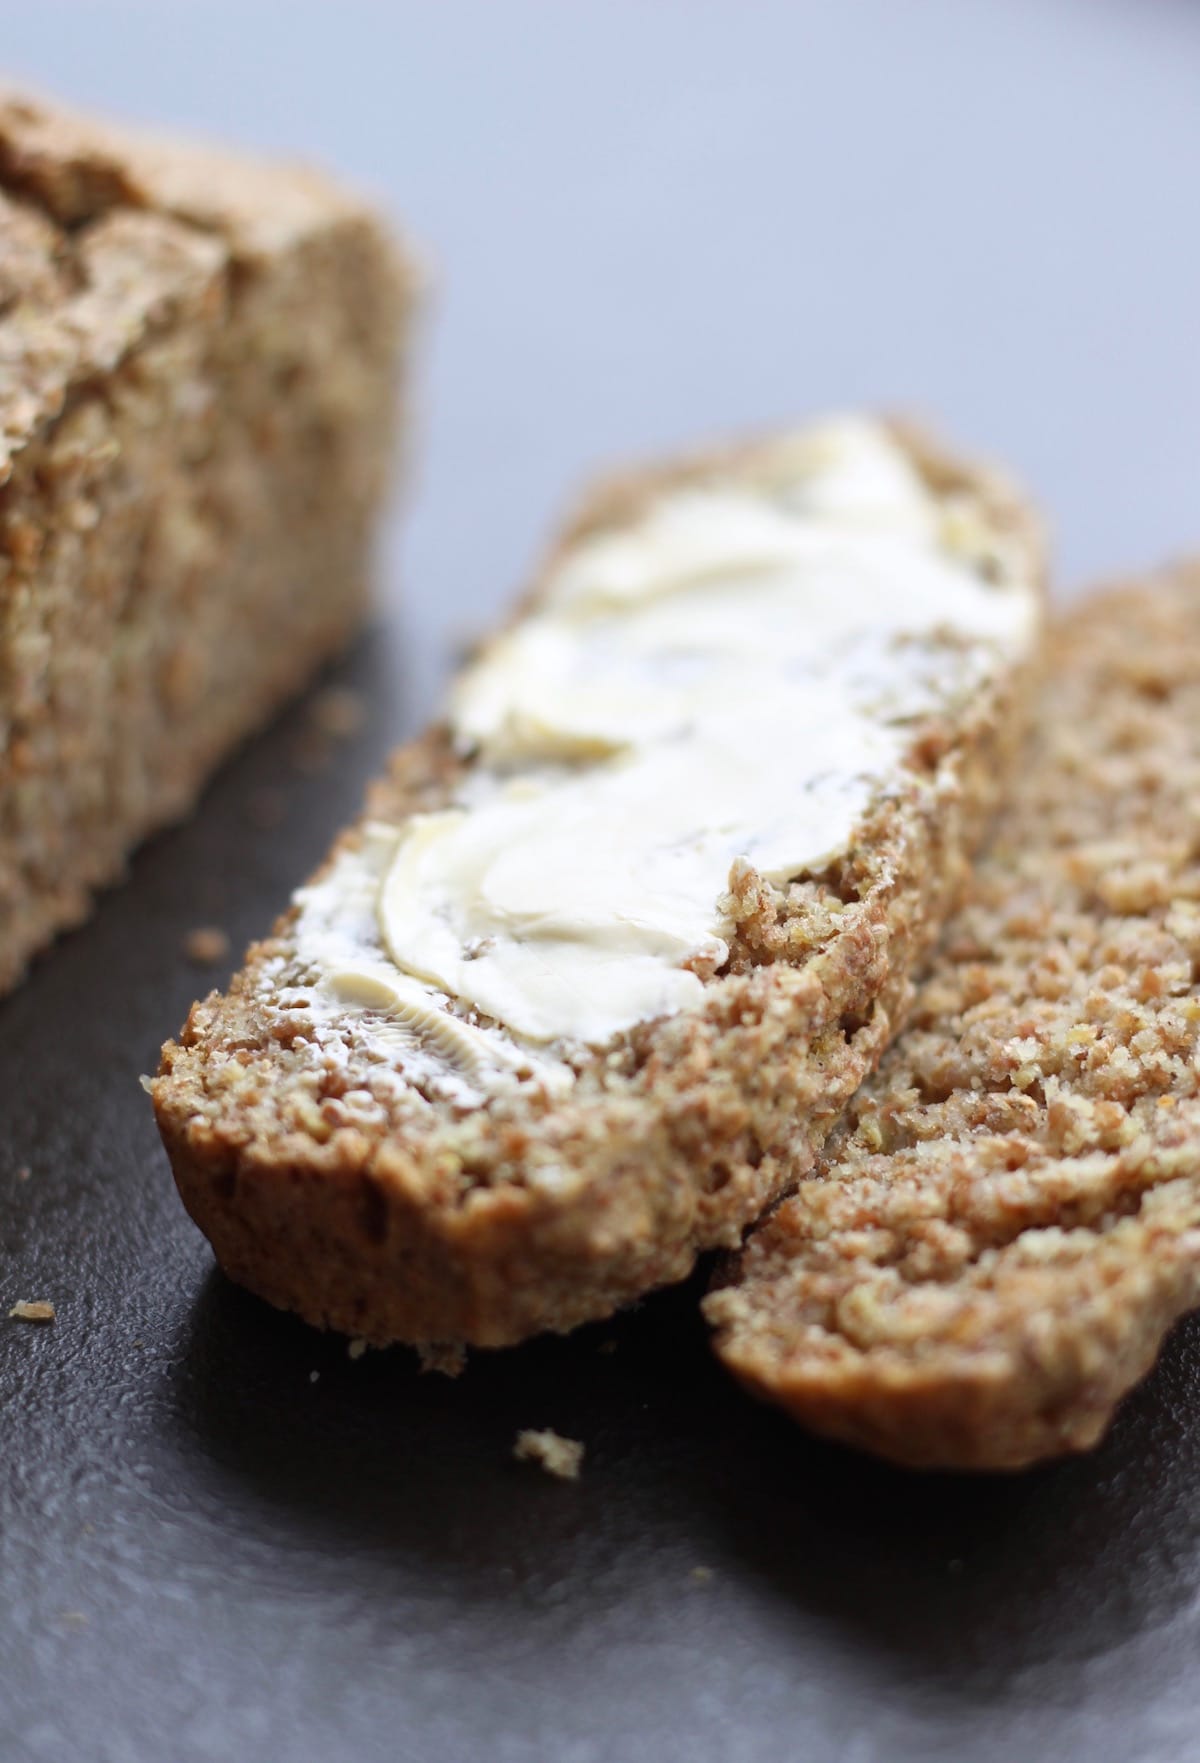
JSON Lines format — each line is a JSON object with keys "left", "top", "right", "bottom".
{"left": 0, "top": 85, "right": 418, "bottom": 994}
{"left": 707, "top": 566, "right": 1200, "bottom": 1471}
{"left": 514, "top": 1429, "right": 585, "bottom": 1480}
{"left": 152, "top": 421, "right": 1045, "bottom": 1349}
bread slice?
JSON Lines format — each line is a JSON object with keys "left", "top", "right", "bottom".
{"left": 707, "top": 566, "right": 1200, "bottom": 1470}
{"left": 152, "top": 417, "right": 1045, "bottom": 1349}
{"left": 0, "top": 85, "right": 417, "bottom": 992}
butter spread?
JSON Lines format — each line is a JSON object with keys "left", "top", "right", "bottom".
{"left": 294, "top": 416, "right": 1039, "bottom": 1102}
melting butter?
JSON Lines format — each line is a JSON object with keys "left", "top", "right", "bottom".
{"left": 294, "top": 416, "right": 1040, "bottom": 1095}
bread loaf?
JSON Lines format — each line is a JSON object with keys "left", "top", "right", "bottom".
{"left": 0, "top": 86, "right": 417, "bottom": 991}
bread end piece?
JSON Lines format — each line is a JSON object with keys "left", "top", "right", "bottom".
{"left": 707, "top": 566, "right": 1200, "bottom": 1470}
{"left": 0, "top": 85, "right": 420, "bottom": 993}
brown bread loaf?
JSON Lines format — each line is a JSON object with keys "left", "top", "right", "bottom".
{"left": 0, "top": 86, "right": 417, "bottom": 991}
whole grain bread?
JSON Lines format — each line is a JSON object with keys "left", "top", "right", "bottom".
{"left": 0, "top": 85, "right": 417, "bottom": 992}
{"left": 152, "top": 424, "right": 1044, "bottom": 1349}
{"left": 707, "top": 566, "right": 1200, "bottom": 1470}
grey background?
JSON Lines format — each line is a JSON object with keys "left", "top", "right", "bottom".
{"left": 9, "top": 0, "right": 1200, "bottom": 719}
{"left": 5, "top": 5, "right": 1200, "bottom": 1762}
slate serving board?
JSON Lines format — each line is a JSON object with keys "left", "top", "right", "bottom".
{"left": 3, "top": 628, "right": 1200, "bottom": 1763}
{"left": 4, "top": 0, "right": 1200, "bottom": 1753}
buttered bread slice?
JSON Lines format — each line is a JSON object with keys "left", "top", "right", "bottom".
{"left": 153, "top": 417, "right": 1045, "bottom": 1348}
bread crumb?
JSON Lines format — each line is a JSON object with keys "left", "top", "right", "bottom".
{"left": 245, "top": 787, "right": 286, "bottom": 830}
{"left": 347, "top": 1337, "right": 367, "bottom": 1360}
{"left": 690, "top": 1566, "right": 713, "bottom": 1583}
{"left": 15, "top": 1165, "right": 31, "bottom": 1182}
{"left": 310, "top": 686, "right": 366, "bottom": 740}
{"left": 290, "top": 732, "right": 333, "bottom": 775}
{"left": 417, "top": 1340, "right": 467, "bottom": 1377}
{"left": 513, "top": 1428, "right": 584, "bottom": 1480}
{"left": 9, "top": 1300, "right": 55, "bottom": 1322}
{"left": 58, "top": 1610, "right": 88, "bottom": 1628}
{"left": 183, "top": 926, "right": 231, "bottom": 966}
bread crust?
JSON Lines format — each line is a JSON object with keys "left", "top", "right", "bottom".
{"left": 707, "top": 566, "right": 1200, "bottom": 1469}
{"left": 153, "top": 424, "right": 1045, "bottom": 1348}
{"left": 0, "top": 86, "right": 418, "bottom": 991}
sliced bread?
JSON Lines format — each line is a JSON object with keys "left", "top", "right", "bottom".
{"left": 707, "top": 566, "right": 1200, "bottom": 1468}
{"left": 153, "top": 417, "right": 1045, "bottom": 1348}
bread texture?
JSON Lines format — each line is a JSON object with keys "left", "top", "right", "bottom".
{"left": 707, "top": 566, "right": 1200, "bottom": 1470}
{"left": 152, "top": 424, "right": 1044, "bottom": 1349}
{"left": 0, "top": 85, "right": 416, "bottom": 992}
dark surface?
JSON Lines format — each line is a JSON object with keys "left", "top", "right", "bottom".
{"left": 3, "top": 631, "right": 1200, "bottom": 1763}
{"left": 5, "top": 1, "right": 1200, "bottom": 1758}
